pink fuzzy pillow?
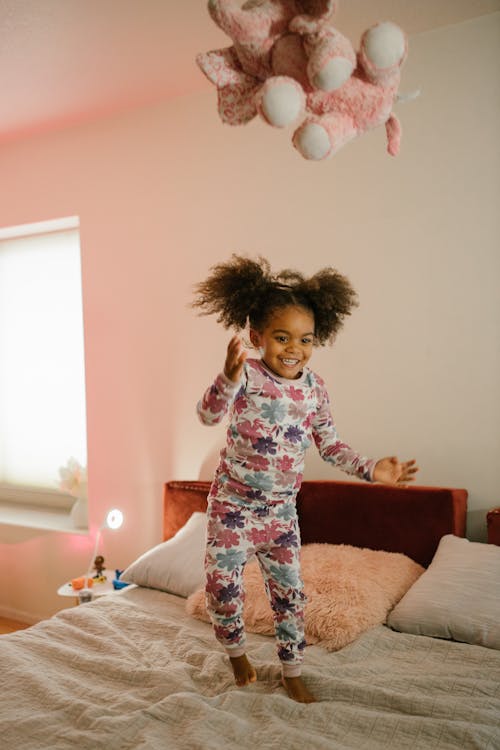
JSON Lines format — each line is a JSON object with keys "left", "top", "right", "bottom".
{"left": 186, "top": 543, "right": 423, "bottom": 651}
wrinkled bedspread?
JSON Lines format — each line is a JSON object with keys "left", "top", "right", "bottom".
{"left": 2, "top": 587, "right": 499, "bottom": 750}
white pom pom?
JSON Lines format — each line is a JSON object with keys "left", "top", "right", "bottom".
{"left": 261, "top": 82, "right": 304, "bottom": 128}
{"left": 312, "top": 57, "right": 353, "bottom": 92}
{"left": 364, "top": 22, "right": 405, "bottom": 69}
{"left": 294, "top": 123, "right": 331, "bottom": 160}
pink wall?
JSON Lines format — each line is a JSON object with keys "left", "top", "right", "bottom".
{"left": 0, "top": 15, "right": 499, "bottom": 622}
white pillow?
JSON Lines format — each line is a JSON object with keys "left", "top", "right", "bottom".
{"left": 388, "top": 534, "right": 500, "bottom": 649}
{"left": 121, "top": 512, "right": 207, "bottom": 598}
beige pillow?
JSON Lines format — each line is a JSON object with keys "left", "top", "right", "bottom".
{"left": 121, "top": 512, "right": 207, "bottom": 597}
{"left": 186, "top": 543, "right": 423, "bottom": 651}
{"left": 388, "top": 534, "right": 500, "bottom": 649}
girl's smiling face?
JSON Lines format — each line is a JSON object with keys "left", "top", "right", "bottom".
{"left": 250, "top": 305, "right": 315, "bottom": 380}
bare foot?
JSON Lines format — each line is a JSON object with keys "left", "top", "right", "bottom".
{"left": 229, "top": 654, "right": 257, "bottom": 687}
{"left": 282, "top": 676, "right": 316, "bottom": 703}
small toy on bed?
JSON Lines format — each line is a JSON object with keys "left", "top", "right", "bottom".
{"left": 197, "top": 0, "right": 414, "bottom": 159}
{"left": 112, "top": 569, "right": 130, "bottom": 590}
{"left": 93, "top": 555, "right": 106, "bottom": 580}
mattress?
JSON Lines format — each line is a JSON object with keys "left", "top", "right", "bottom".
{"left": 2, "top": 585, "right": 499, "bottom": 749}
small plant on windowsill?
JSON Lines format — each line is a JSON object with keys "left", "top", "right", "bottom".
{"left": 59, "top": 458, "right": 88, "bottom": 529}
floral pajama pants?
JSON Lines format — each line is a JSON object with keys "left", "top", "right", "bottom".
{"left": 205, "top": 493, "right": 307, "bottom": 678}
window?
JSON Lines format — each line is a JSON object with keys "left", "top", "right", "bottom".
{"left": 0, "top": 217, "right": 88, "bottom": 532}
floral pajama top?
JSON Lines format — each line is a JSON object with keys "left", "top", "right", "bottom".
{"left": 197, "top": 358, "right": 375, "bottom": 503}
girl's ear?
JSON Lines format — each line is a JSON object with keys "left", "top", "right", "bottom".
{"left": 249, "top": 329, "right": 261, "bottom": 348}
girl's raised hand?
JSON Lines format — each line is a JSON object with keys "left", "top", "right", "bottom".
{"left": 373, "top": 457, "right": 419, "bottom": 486}
{"left": 224, "top": 335, "right": 247, "bottom": 383}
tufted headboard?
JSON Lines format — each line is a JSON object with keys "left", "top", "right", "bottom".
{"left": 163, "top": 480, "right": 467, "bottom": 567}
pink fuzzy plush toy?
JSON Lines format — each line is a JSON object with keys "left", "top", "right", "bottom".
{"left": 197, "top": 0, "right": 410, "bottom": 160}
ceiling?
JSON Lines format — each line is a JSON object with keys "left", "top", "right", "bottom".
{"left": 1, "top": 0, "right": 499, "bottom": 143}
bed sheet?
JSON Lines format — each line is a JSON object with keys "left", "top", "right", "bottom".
{"left": 2, "top": 586, "right": 499, "bottom": 750}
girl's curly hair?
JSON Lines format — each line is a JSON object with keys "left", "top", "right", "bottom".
{"left": 191, "top": 255, "right": 358, "bottom": 345}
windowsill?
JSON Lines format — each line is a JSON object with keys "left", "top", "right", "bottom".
{"left": 0, "top": 501, "right": 88, "bottom": 542}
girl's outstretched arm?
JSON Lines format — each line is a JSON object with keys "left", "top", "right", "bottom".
{"left": 372, "top": 457, "right": 419, "bottom": 485}
{"left": 312, "top": 385, "right": 376, "bottom": 481}
{"left": 196, "top": 337, "right": 246, "bottom": 426}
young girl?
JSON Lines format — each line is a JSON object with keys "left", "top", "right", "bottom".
{"left": 193, "top": 255, "right": 418, "bottom": 703}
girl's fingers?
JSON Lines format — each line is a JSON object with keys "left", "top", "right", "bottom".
{"left": 227, "top": 336, "right": 244, "bottom": 357}
{"left": 229, "top": 347, "right": 245, "bottom": 369}
{"left": 227, "top": 336, "right": 239, "bottom": 353}
{"left": 224, "top": 336, "right": 247, "bottom": 381}
{"left": 399, "top": 460, "right": 419, "bottom": 483}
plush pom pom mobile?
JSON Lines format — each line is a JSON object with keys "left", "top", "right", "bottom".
{"left": 197, "top": 0, "right": 416, "bottom": 160}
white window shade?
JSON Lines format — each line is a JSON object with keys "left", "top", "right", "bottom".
{"left": 0, "top": 218, "right": 87, "bottom": 508}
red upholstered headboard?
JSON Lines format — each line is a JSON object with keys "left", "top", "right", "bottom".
{"left": 163, "top": 480, "right": 467, "bottom": 567}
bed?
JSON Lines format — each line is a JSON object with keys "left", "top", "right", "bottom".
{"left": 2, "top": 480, "right": 500, "bottom": 750}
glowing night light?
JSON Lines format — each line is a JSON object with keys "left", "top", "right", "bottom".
{"left": 106, "top": 509, "right": 123, "bottom": 530}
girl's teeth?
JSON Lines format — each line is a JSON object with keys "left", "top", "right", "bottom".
{"left": 282, "top": 359, "right": 298, "bottom": 365}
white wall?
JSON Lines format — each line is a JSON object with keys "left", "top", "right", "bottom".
{"left": 0, "top": 14, "right": 498, "bottom": 622}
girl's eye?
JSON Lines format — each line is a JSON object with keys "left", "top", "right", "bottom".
{"left": 276, "top": 336, "right": 287, "bottom": 343}
{"left": 302, "top": 338, "right": 313, "bottom": 345}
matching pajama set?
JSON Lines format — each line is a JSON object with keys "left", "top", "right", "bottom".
{"left": 197, "top": 358, "right": 376, "bottom": 677}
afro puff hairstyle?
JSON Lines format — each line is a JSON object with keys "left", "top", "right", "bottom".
{"left": 192, "top": 255, "right": 358, "bottom": 346}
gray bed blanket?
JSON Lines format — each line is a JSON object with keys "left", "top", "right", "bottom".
{"left": 1, "top": 587, "right": 499, "bottom": 749}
